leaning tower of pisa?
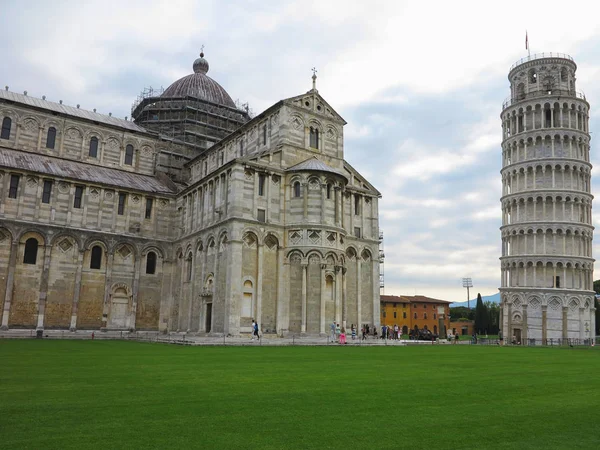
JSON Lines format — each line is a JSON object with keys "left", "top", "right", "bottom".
{"left": 500, "top": 53, "right": 596, "bottom": 344}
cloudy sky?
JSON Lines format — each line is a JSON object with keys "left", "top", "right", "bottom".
{"left": 2, "top": 0, "right": 600, "bottom": 302}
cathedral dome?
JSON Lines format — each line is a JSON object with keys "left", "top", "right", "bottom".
{"left": 162, "top": 52, "right": 236, "bottom": 108}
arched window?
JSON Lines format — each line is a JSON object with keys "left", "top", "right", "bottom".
{"left": 413, "top": 312, "right": 417, "bottom": 319}
{"left": 309, "top": 127, "right": 319, "bottom": 148}
{"left": 187, "top": 254, "right": 193, "bottom": 281}
{"left": 124, "top": 144, "right": 134, "bottom": 165}
{"left": 146, "top": 251, "right": 157, "bottom": 274}
{"left": 258, "top": 174, "right": 266, "bottom": 196}
{"left": 46, "top": 127, "right": 57, "bottom": 149}
{"left": 23, "top": 238, "right": 38, "bottom": 264}
{"left": 327, "top": 183, "right": 331, "bottom": 199}
{"left": 89, "top": 137, "right": 99, "bottom": 158}
{"left": 561, "top": 68, "right": 568, "bottom": 82}
{"left": 90, "top": 245, "right": 102, "bottom": 269}
{"left": 424, "top": 313, "right": 428, "bottom": 320}
{"left": 242, "top": 280, "right": 253, "bottom": 317}
{"left": 529, "top": 69, "right": 537, "bottom": 84}
{"left": 1, "top": 117, "right": 11, "bottom": 140}
{"left": 293, "top": 181, "right": 301, "bottom": 198}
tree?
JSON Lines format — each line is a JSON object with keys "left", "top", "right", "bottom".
{"left": 474, "top": 293, "right": 489, "bottom": 334}
{"left": 594, "top": 279, "right": 600, "bottom": 295}
{"left": 449, "top": 306, "right": 475, "bottom": 321}
{"left": 485, "top": 301, "right": 500, "bottom": 335}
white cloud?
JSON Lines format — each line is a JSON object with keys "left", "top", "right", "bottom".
{"left": 3, "top": 0, "right": 600, "bottom": 302}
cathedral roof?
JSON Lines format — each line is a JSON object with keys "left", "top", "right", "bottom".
{"left": 286, "top": 156, "right": 346, "bottom": 178}
{"left": 0, "top": 147, "right": 176, "bottom": 194}
{"left": 0, "top": 89, "right": 145, "bottom": 132}
{"left": 161, "top": 52, "right": 236, "bottom": 108}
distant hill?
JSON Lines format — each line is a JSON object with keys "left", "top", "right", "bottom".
{"left": 450, "top": 292, "right": 500, "bottom": 308}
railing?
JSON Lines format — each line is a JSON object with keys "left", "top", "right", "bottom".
{"left": 510, "top": 53, "right": 574, "bottom": 71}
{"left": 502, "top": 90, "right": 587, "bottom": 109}
{"left": 131, "top": 86, "right": 165, "bottom": 113}
{"left": 475, "top": 337, "right": 597, "bottom": 346}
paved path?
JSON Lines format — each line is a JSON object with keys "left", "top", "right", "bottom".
{"left": 0, "top": 329, "right": 455, "bottom": 347}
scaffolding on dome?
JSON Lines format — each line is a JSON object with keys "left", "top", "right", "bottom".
{"left": 131, "top": 86, "right": 252, "bottom": 151}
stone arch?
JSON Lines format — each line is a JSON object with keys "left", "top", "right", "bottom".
{"left": 325, "top": 124, "right": 338, "bottom": 139}
{"left": 346, "top": 246, "right": 358, "bottom": 261}
{"left": 308, "top": 118, "right": 324, "bottom": 132}
{"left": 64, "top": 125, "right": 84, "bottom": 140}
{"left": 548, "top": 296, "right": 562, "bottom": 311}
{"left": 82, "top": 236, "right": 108, "bottom": 253}
{"left": 324, "top": 251, "right": 337, "bottom": 265}
{"left": 20, "top": 115, "right": 40, "bottom": 133}
{"left": 289, "top": 113, "right": 305, "bottom": 130}
{"left": 264, "top": 233, "right": 279, "bottom": 250}
{"left": 361, "top": 248, "right": 372, "bottom": 261}
{"left": 287, "top": 249, "right": 304, "bottom": 263}
{"left": 114, "top": 241, "right": 139, "bottom": 260}
{"left": 306, "top": 249, "right": 324, "bottom": 261}
{"left": 241, "top": 226, "right": 262, "bottom": 243}
{"left": 141, "top": 244, "right": 165, "bottom": 259}
{"left": 50, "top": 232, "right": 82, "bottom": 249}
{"left": 84, "top": 128, "right": 105, "bottom": 143}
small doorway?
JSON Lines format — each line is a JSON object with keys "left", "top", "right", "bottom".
{"left": 513, "top": 328, "right": 521, "bottom": 344}
{"left": 109, "top": 287, "right": 129, "bottom": 328}
{"left": 205, "top": 303, "right": 212, "bottom": 333}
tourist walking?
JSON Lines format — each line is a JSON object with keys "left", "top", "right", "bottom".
{"left": 336, "top": 323, "right": 341, "bottom": 342}
{"left": 330, "top": 320, "right": 336, "bottom": 342}
{"left": 254, "top": 321, "right": 260, "bottom": 340}
{"left": 454, "top": 332, "right": 459, "bottom": 344}
{"left": 361, "top": 325, "right": 366, "bottom": 341}
{"left": 251, "top": 319, "right": 256, "bottom": 340}
{"left": 340, "top": 327, "right": 346, "bottom": 344}
{"left": 351, "top": 324, "right": 356, "bottom": 340}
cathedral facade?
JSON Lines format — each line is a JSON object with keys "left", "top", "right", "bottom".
{"left": 0, "top": 52, "right": 381, "bottom": 335}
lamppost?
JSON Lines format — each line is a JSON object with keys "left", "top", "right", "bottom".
{"left": 462, "top": 278, "right": 473, "bottom": 309}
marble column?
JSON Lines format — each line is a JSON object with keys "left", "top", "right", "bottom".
{"left": 277, "top": 251, "right": 289, "bottom": 335}
{"left": 69, "top": 249, "right": 85, "bottom": 330}
{"left": 522, "top": 304, "right": 528, "bottom": 343}
{"left": 256, "top": 244, "right": 264, "bottom": 331}
{"left": 0, "top": 239, "right": 19, "bottom": 329}
{"left": 130, "top": 254, "right": 141, "bottom": 331}
{"left": 320, "top": 264, "right": 326, "bottom": 335}
{"left": 301, "top": 261, "right": 307, "bottom": 333}
{"left": 335, "top": 266, "right": 342, "bottom": 324}
{"left": 357, "top": 253, "right": 362, "bottom": 330}
{"left": 562, "top": 306, "right": 568, "bottom": 341}
{"left": 542, "top": 305, "right": 547, "bottom": 344}
{"left": 36, "top": 244, "right": 53, "bottom": 330}
{"left": 342, "top": 267, "right": 347, "bottom": 329}
{"left": 101, "top": 251, "right": 115, "bottom": 329}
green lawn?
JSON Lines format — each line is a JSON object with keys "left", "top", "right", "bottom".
{"left": 1, "top": 341, "right": 599, "bottom": 449}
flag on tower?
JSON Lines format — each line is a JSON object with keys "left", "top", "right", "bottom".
{"left": 525, "top": 31, "right": 528, "bottom": 50}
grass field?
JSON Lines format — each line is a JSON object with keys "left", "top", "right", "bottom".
{"left": 1, "top": 341, "right": 599, "bottom": 449}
